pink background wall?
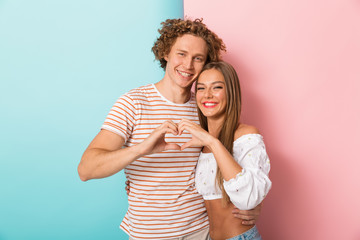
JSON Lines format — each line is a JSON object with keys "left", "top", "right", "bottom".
{"left": 185, "top": 0, "right": 360, "bottom": 239}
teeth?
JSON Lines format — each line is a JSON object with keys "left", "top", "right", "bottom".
{"left": 204, "top": 103, "right": 217, "bottom": 106}
{"left": 178, "top": 70, "right": 191, "bottom": 77}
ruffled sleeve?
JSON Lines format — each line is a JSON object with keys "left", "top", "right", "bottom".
{"left": 223, "top": 134, "right": 272, "bottom": 210}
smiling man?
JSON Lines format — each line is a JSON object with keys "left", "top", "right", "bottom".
{"left": 78, "top": 18, "right": 260, "bottom": 240}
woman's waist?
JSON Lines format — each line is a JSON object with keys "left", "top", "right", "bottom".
{"left": 205, "top": 199, "right": 254, "bottom": 239}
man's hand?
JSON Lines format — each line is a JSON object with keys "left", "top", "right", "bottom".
{"left": 125, "top": 180, "right": 130, "bottom": 195}
{"left": 123, "top": 177, "right": 264, "bottom": 224}
{"left": 232, "top": 202, "right": 263, "bottom": 225}
{"left": 139, "top": 120, "right": 181, "bottom": 155}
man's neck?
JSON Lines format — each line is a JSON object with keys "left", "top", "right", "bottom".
{"left": 155, "top": 79, "right": 192, "bottom": 104}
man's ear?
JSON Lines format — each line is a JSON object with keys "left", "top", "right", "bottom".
{"left": 164, "top": 55, "right": 168, "bottom": 61}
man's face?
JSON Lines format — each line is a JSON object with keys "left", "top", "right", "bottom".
{"left": 164, "top": 34, "right": 208, "bottom": 89}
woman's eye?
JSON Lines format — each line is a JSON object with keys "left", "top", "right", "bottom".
{"left": 197, "top": 87, "right": 205, "bottom": 91}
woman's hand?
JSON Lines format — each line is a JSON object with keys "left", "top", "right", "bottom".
{"left": 178, "top": 119, "right": 215, "bottom": 150}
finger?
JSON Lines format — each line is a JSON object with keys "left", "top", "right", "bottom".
{"left": 235, "top": 214, "right": 255, "bottom": 221}
{"left": 166, "top": 128, "right": 179, "bottom": 136}
{"left": 178, "top": 122, "right": 191, "bottom": 135}
{"left": 232, "top": 210, "right": 256, "bottom": 220}
{"left": 232, "top": 211, "right": 255, "bottom": 216}
{"left": 241, "top": 220, "right": 256, "bottom": 226}
{"left": 165, "top": 120, "right": 179, "bottom": 130}
{"left": 158, "top": 126, "right": 178, "bottom": 136}
{"left": 232, "top": 208, "right": 257, "bottom": 216}
{"left": 178, "top": 121, "right": 196, "bottom": 135}
{"left": 161, "top": 121, "right": 179, "bottom": 134}
{"left": 177, "top": 124, "right": 187, "bottom": 136}
{"left": 179, "top": 118, "right": 191, "bottom": 124}
{"left": 181, "top": 140, "right": 193, "bottom": 150}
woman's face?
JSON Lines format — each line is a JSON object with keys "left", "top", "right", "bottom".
{"left": 196, "top": 68, "right": 227, "bottom": 120}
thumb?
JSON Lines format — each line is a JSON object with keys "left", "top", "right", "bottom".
{"left": 181, "top": 140, "right": 193, "bottom": 150}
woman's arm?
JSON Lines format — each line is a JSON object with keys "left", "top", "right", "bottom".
{"left": 222, "top": 132, "right": 272, "bottom": 210}
{"left": 178, "top": 120, "right": 271, "bottom": 210}
{"left": 178, "top": 119, "right": 244, "bottom": 180}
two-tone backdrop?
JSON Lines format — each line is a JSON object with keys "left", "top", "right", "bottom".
{"left": 1, "top": 0, "right": 359, "bottom": 239}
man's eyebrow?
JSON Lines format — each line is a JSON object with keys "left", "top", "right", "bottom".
{"left": 175, "top": 49, "right": 206, "bottom": 57}
{"left": 175, "top": 49, "right": 187, "bottom": 52}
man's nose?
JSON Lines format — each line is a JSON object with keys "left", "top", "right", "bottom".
{"left": 184, "top": 57, "right": 194, "bottom": 69}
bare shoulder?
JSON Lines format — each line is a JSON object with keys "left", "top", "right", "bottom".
{"left": 234, "top": 124, "right": 260, "bottom": 140}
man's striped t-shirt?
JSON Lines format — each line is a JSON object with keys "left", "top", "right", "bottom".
{"left": 101, "top": 84, "right": 209, "bottom": 239}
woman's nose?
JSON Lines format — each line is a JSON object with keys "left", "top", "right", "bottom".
{"left": 204, "top": 89, "right": 213, "bottom": 98}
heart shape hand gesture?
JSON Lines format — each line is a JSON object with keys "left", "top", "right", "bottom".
{"left": 139, "top": 119, "right": 215, "bottom": 156}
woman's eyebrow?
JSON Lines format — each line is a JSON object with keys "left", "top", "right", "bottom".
{"left": 197, "top": 81, "right": 225, "bottom": 85}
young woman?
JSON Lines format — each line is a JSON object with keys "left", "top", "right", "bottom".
{"left": 178, "top": 61, "right": 272, "bottom": 240}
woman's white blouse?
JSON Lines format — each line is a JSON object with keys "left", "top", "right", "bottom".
{"left": 195, "top": 134, "right": 272, "bottom": 210}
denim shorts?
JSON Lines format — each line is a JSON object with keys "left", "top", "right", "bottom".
{"left": 225, "top": 225, "right": 262, "bottom": 240}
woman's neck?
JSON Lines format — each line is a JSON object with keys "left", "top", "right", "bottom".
{"left": 207, "top": 117, "right": 225, "bottom": 138}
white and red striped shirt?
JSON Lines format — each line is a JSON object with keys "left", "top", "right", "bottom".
{"left": 102, "top": 84, "right": 208, "bottom": 239}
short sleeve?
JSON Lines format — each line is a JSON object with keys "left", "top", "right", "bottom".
{"left": 101, "top": 94, "right": 136, "bottom": 142}
{"left": 223, "top": 134, "right": 272, "bottom": 210}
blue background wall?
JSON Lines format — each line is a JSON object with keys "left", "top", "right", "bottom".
{"left": 0, "top": 1, "right": 183, "bottom": 239}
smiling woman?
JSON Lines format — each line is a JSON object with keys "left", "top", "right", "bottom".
{"left": 196, "top": 68, "right": 227, "bottom": 120}
{"left": 178, "top": 61, "right": 271, "bottom": 240}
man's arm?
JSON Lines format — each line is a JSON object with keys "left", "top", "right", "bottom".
{"left": 78, "top": 130, "right": 143, "bottom": 181}
{"left": 78, "top": 121, "right": 180, "bottom": 181}
{"left": 124, "top": 180, "right": 263, "bottom": 225}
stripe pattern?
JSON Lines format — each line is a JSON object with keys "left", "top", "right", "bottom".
{"left": 102, "top": 84, "right": 208, "bottom": 239}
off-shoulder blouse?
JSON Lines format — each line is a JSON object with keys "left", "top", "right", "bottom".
{"left": 195, "top": 134, "right": 272, "bottom": 210}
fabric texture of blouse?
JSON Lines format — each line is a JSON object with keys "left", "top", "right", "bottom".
{"left": 195, "top": 134, "right": 272, "bottom": 210}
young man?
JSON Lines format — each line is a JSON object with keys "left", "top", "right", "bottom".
{"left": 78, "top": 18, "right": 261, "bottom": 240}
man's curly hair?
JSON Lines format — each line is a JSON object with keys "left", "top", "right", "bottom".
{"left": 152, "top": 18, "right": 226, "bottom": 70}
